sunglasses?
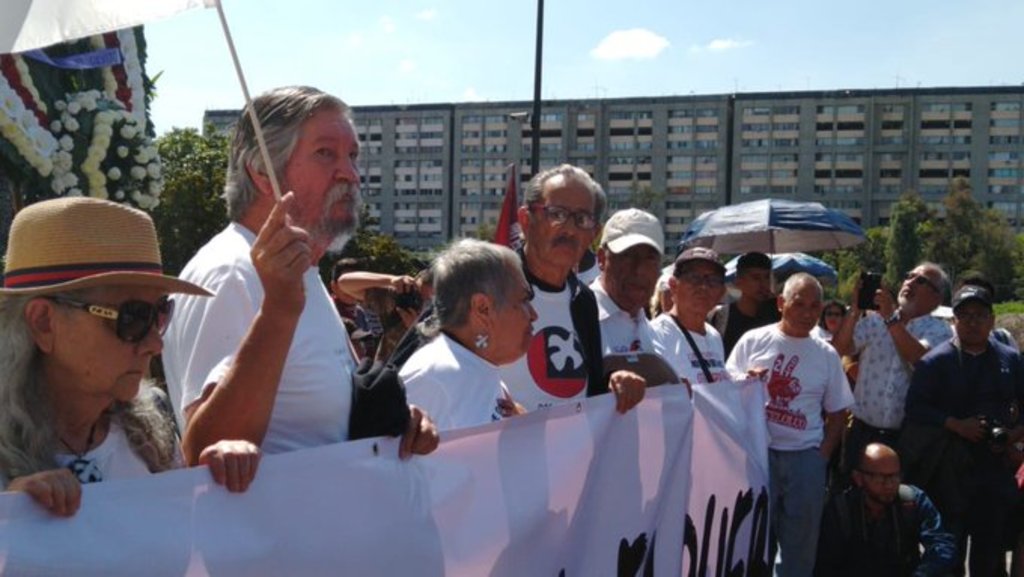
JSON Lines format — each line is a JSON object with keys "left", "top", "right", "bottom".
{"left": 905, "top": 272, "right": 941, "bottom": 293}
{"left": 48, "top": 295, "right": 174, "bottom": 343}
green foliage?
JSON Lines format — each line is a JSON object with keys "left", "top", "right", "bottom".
{"left": 319, "top": 204, "right": 420, "bottom": 283}
{"left": 922, "top": 177, "right": 1017, "bottom": 299}
{"left": 885, "top": 191, "right": 928, "bottom": 287}
{"left": 151, "top": 128, "right": 229, "bottom": 275}
{"left": 823, "top": 226, "right": 889, "bottom": 302}
{"left": 994, "top": 302, "right": 1024, "bottom": 316}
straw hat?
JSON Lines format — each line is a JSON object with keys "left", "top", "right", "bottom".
{"left": 0, "top": 197, "right": 211, "bottom": 296}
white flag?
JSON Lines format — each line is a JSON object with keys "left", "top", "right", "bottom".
{"left": 1, "top": 0, "right": 213, "bottom": 54}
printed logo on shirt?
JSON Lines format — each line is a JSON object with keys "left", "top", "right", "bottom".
{"left": 527, "top": 326, "right": 587, "bottom": 399}
{"left": 765, "top": 354, "right": 807, "bottom": 430}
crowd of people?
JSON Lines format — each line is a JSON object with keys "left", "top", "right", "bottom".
{"left": 1, "top": 84, "right": 1023, "bottom": 577}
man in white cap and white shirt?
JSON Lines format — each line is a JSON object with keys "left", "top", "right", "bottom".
{"left": 591, "top": 209, "right": 680, "bottom": 391}
{"left": 591, "top": 209, "right": 664, "bottom": 355}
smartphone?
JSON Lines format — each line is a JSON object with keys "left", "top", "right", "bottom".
{"left": 394, "top": 290, "right": 423, "bottom": 311}
{"left": 858, "top": 272, "right": 882, "bottom": 310}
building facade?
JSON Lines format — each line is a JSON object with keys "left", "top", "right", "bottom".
{"left": 203, "top": 86, "right": 1024, "bottom": 251}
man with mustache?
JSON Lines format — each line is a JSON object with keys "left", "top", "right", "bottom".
{"left": 163, "top": 86, "right": 437, "bottom": 462}
{"left": 500, "top": 164, "right": 644, "bottom": 413}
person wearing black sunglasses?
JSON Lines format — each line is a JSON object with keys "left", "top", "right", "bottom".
{"left": 0, "top": 197, "right": 261, "bottom": 517}
{"left": 833, "top": 262, "right": 953, "bottom": 487}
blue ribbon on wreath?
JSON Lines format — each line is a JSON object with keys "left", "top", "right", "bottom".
{"left": 23, "top": 47, "right": 122, "bottom": 70}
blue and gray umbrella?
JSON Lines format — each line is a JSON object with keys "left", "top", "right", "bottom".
{"left": 724, "top": 252, "right": 838, "bottom": 284}
{"left": 677, "top": 199, "right": 865, "bottom": 255}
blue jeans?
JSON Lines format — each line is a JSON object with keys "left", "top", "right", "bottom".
{"left": 769, "top": 447, "right": 827, "bottom": 577}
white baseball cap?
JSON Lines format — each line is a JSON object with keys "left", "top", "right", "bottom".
{"left": 600, "top": 208, "right": 664, "bottom": 255}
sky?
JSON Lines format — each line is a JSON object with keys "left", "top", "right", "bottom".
{"left": 144, "top": 0, "right": 1024, "bottom": 134}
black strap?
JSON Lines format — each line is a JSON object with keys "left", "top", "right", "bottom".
{"left": 674, "top": 315, "right": 715, "bottom": 384}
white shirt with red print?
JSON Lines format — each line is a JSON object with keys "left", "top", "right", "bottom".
{"left": 727, "top": 324, "right": 853, "bottom": 451}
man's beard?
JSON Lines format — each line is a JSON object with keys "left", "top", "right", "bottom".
{"left": 315, "top": 182, "right": 360, "bottom": 255}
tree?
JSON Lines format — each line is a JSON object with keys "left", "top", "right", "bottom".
{"left": 324, "top": 204, "right": 420, "bottom": 281}
{"left": 823, "top": 226, "right": 889, "bottom": 302}
{"left": 152, "top": 128, "right": 229, "bottom": 275}
{"left": 885, "top": 191, "right": 929, "bottom": 287}
{"left": 923, "top": 177, "right": 1017, "bottom": 298}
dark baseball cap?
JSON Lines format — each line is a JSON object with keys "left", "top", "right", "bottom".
{"left": 673, "top": 247, "right": 726, "bottom": 275}
{"left": 951, "top": 285, "right": 993, "bottom": 312}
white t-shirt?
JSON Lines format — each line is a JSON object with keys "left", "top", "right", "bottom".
{"left": 54, "top": 421, "right": 166, "bottom": 484}
{"left": 727, "top": 324, "right": 854, "bottom": 451}
{"left": 499, "top": 283, "right": 588, "bottom": 411}
{"left": 163, "top": 223, "right": 356, "bottom": 455}
{"left": 400, "top": 333, "right": 510, "bottom": 431}
{"left": 590, "top": 280, "right": 658, "bottom": 355}
{"left": 651, "top": 314, "right": 728, "bottom": 386}
{"left": 851, "top": 312, "right": 953, "bottom": 429}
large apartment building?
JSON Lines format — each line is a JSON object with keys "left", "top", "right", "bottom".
{"left": 204, "top": 86, "right": 1024, "bottom": 251}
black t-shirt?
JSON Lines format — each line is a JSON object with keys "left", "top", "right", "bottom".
{"left": 722, "top": 300, "right": 781, "bottom": 358}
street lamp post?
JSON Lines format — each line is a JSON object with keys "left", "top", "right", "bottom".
{"left": 530, "top": 0, "right": 543, "bottom": 177}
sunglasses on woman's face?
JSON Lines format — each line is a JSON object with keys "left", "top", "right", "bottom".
{"left": 48, "top": 295, "right": 174, "bottom": 343}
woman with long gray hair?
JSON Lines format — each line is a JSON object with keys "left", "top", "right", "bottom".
{"left": 399, "top": 239, "right": 536, "bottom": 431}
{"left": 0, "top": 197, "right": 260, "bottom": 516}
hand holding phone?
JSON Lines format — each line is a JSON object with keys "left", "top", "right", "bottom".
{"left": 858, "top": 272, "right": 882, "bottom": 310}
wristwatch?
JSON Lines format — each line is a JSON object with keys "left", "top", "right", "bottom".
{"left": 884, "top": 310, "right": 902, "bottom": 328}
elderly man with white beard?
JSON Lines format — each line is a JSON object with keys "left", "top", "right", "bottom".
{"left": 163, "top": 86, "right": 437, "bottom": 464}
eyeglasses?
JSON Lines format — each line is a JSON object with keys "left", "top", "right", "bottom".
{"left": 676, "top": 272, "right": 725, "bottom": 289}
{"left": 954, "top": 311, "right": 992, "bottom": 324}
{"left": 857, "top": 469, "right": 901, "bottom": 484}
{"left": 530, "top": 204, "right": 597, "bottom": 230}
{"left": 48, "top": 295, "right": 174, "bottom": 343}
{"left": 905, "top": 272, "right": 941, "bottom": 293}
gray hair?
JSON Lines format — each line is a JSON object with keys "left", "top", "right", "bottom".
{"left": 781, "top": 273, "right": 823, "bottom": 302}
{"left": 919, "top": 261, "right": 951, "bottom": 301}
{"left": 430, "top": 239, "right": 523, "bottom": 332}
{"left": 0, "top": 293, "right": 178, "bottom": 483}
{"left": 224, "top": 86, "right": 350, "bottom": 221}
{"left": 522, "top": 164, "right": 607, "bottom": 222}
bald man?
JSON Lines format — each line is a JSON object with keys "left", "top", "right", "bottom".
{"left": 815, "top": 443, "right": 956, "bottom": 577}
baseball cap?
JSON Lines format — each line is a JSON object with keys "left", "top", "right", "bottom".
{"left": 601, "top": 209, "right": 664, "bottom": 255}
{"left": 951, "top": 285, "right": 993, "bottom": 311}
{"left": 673, "top": 247, "right": 726, "bottom": 275}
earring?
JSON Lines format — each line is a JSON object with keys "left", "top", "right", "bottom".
{"left": 475, "top": 333, "right": 489, "bottom": 349}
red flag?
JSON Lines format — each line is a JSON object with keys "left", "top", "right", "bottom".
{"left": 494, "top": 163, "right": 523, "bottom": 250}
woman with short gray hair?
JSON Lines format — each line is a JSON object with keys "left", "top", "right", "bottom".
{"left": 399, "top": 239, "right": 536, "bottom": 431}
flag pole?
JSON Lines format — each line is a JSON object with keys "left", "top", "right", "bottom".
{"left": 213, "top": 0, "right": 282, "bottom": 200}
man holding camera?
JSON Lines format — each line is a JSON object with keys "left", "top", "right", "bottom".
{"left": 904, "top": 285, "right": 1024, "bottom": 576}
{"left": 833, "top": 263, "right": 952, "bottom": 476}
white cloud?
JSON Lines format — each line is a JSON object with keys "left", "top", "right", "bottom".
{"left": 415, "top": 8, "right": 437, "bottom": 21}
{"left": 380, "top": 16, "right": 396, "bottom": 33}
{"left": 590, "top": 28, "right": 669, "bottom": 61}
{"left": 345, "top": 33, "right": 363, "bottom": 48}
{"left": 463, "top": 87, "right": 481, "bottom": 101}
{"left": 398, "top": 59, "right": 416, "bottom": 74}
{"left": 689, "top": 38, "right": 753, "bottom": 54}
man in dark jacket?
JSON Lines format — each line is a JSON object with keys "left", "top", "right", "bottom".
{"left": 816, "top": 443, "right": 956, "bottom": 577}
{"left": 904, "top": 285, "right": 1024, "bottom": 576}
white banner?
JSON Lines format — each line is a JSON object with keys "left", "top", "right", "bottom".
{"left": 0, "top": 387, "right": 693, "bottom": 576}
{"left": 683, "top": 378, "right": 772, "bottom": 577}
